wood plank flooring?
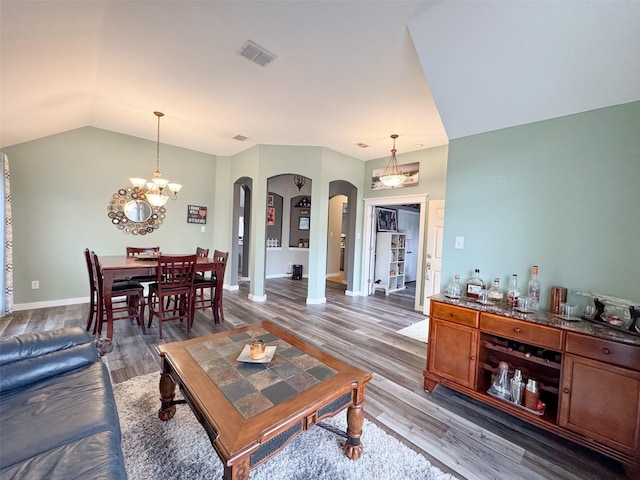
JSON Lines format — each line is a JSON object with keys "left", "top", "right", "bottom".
{"left": 0, "top": 278, "right": 626, "bottom": 480}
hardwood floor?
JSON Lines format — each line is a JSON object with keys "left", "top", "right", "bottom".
{"left": 1, "top": 278, "right": 626, "bottom": 480}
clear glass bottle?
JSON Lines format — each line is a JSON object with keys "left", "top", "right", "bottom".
{"left": 446, "top": 274, "right": 462, "bottom": 298}
{"left": 466, "top": 269, "right": 484, "bottom": 299}
{"left": 506, "top": 274, "right": 521, "bottom": 307}
{"left": 527, "top": 265, "right": 541, "bottom": 310}
{"left": 488, "top": 277, "right": 503, "bottom": 303}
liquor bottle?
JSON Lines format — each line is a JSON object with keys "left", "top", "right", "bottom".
{"left": 446, "top": 274, "right": 462, "bottom": 298}
{"left": 506, "top": 274, "right": 521, "bottom": 307}
{"left": 488, "top": 277, "right": 504, "bottom": 303}
{"left": 465, "top": 269, "right": 484, "bottom": 299}
{"left": 527, "top": 265, "right": 541, "bottom": 310}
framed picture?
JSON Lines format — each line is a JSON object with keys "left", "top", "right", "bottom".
{"left": 299, "top": 216, "right": 310, "bottom": 230}
{"left": 187, "top": 205, "right": 207, "bottom": 224}
{"left": 376, "top": 207, "right": 397, "bottom": 232}
{"left": 299, "top": 208, "right": 309, "bottom": 215}
{"left": 266, "top": 207, "right": 275, "bottom": 226}
{"left": 267, "top": 194, "right": 274, "bottom": 207}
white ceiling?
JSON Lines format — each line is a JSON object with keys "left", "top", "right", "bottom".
{"left": 1, "top": 1, "right": 639, "bottom": 161}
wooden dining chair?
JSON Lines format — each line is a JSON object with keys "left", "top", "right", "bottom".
{"left": 126, "top": 246, "right": 160, "bottom": 284}
{"left": 84, "top": 248, "right": 132, "bottom": 333}
{"left": 147, "top": 254, "right": 197, "bottom": 338}
{"left": 193, "top": 249, "right": 228, "bottom": 324}
{"left": 91, "top": 251, "right": 146, "bottom": 337}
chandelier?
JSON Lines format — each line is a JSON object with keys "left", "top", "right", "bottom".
{"left": 293, "top": 175, "right": 306, "bottom": 191}
{"left": 129, "top": 111, "right": 182, "bottom": 207}
{"left": 379, "top": 134, "right": 406, "bottom": 188}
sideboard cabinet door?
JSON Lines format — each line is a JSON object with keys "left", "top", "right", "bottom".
{"left": 559, "top": 353, "right": 640, "bottom": 456}
{"left": 428, "top": 318, "right": 478, "bottom": 389}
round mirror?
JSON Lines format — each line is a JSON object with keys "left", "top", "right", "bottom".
{"left": 107, "top": 187, "right": 165, "bottom": 235}
{"left": 124, "top": 199, "right": 152, "bottom": 222}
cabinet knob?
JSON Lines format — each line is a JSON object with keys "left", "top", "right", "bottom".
{"left": 563, "top": 387, "right": 570, "bottom": 394}
{"left": 513, "top": 327, "right": 521, "bottom": 333}
{"left": 601, "top": 348, "right": 610, "bottom": 355}
{"left": 449, "top": 313, "right": 457, "bottom": 317}
{"left": 469, "top": 356, "right": 475, "bottom": 361}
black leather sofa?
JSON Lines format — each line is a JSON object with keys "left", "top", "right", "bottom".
{"left": 0, "top": 327, "right": 127, "bottom": 479}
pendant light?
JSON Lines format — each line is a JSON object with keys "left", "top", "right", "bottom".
{"left": 379, "top": 134, "right": 405, "bottom": 188}
{"left": 129, "top": 111, "right": 182, "bottom": 207}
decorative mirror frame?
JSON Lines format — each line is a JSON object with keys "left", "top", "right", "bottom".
{"left": 107, "top": 187, "right": 165, "bottom": 235}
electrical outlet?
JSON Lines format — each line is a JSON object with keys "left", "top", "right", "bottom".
{"left": 31, "top": 280, "right": 39, "bottom": 289}
{"left": 201, "top": 226, "right": 206, "bottom": 233}
{"left": 455, "top": 236, "right": 465, "bottom": 249}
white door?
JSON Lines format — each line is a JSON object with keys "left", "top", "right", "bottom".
{"left": 397, "top": 209, "right": 420, "bottom": 282}
{"left": 423, "top": 199, "right": 445, "bottom": 315}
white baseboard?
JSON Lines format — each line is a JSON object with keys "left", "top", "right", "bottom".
{"left": 265, "top": 273, "right": 292, "bottom": 279}
{"left": 345, "top": 290, "right": 363, "bottom": 297}
{"left": 13, "top": 297, "right": 89, "bottom": 311}
{"left": 306, "top": 297, "right": 326, "bottom": 305}
{"left": 248, "top": 293, "right": 267, "bottom": 302}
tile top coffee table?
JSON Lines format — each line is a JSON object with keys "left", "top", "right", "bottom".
{"left": 156, "top": 321, "right": 372, "bottom": 480}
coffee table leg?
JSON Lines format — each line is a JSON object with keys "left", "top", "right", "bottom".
{"left": 223, "top": 457, "right": 250, "bottom": 480}
{"left": 345, "top": 384, "right": 366, "bottom": 460}
{"left": 158, "top": 372, "right": 177, "bottom": 421}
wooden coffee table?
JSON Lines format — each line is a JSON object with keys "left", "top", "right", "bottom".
{"left": 156, "top": 321, "right": 372, "bottom": 480}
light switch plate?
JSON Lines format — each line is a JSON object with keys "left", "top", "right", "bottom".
{"left": 455, "top": 236, "right": 464, "bottom": 249}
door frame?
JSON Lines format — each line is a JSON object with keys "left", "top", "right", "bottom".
{"left": 361, "top": 194, "right": 428, "bottom": 311}
{"left": 423, "top": 198, "right": 445, "bottom": 315}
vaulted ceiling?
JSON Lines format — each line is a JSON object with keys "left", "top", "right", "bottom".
{"left": 1, "top": 1, "right": 638, "bottom": 161}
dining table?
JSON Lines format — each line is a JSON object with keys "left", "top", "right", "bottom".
{"left": 98, "top": 255, "right": 223, "bottom": 340}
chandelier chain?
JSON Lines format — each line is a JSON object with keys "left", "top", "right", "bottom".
{"left": 154, "top": 111, "right": 164, "bottom": 176}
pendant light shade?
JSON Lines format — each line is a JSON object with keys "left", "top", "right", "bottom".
{"left": 379, "top": 134, "right": 405, "bottom": 188}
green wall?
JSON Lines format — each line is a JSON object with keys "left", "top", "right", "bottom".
{"left": 441, "top": 101, "right": 640, "bottom": 311}
{"left": 4, "top": 127, "right": 218, "bottom": 305}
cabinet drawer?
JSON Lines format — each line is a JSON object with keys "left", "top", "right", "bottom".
{"left": 565, "top": 332, "right": 640, "bottom": 371}
{"left": 431, "top": 301, "right": 479, "bottom": 328}
{"left": 480, "top": 313, "right": 563, "bottom": 350}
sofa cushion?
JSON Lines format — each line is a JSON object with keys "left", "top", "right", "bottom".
{"left": 0, "top": 360, "right": 120, "bottom": 470}
{"left": 0, "top": 341, "right": 98, "bottom": 392}
{"left": 0, "top": 327, "right": 92, "bottom": 365}
{"left": 0, "top": 431, "right": 126, "bottom": 480}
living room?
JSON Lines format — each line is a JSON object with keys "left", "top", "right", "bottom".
{"left": 1, "top": 2, "right": 639, "bottom": 479}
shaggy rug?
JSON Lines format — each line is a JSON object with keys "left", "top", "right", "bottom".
{"left": 114, "top": 372, "right": 456, "bottom": 480}
{"left": 397, "top": 319, "right": 430, "bottom": 343}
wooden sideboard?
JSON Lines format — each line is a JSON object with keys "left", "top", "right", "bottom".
{"left": 424, "top": 296, "right": 640, "bottom": 478}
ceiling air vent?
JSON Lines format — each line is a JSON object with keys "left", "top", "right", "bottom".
{"left": 233, "top": 134, "right": 248, "bottom": 142}
{"left": 239, "top": 40, "right": 277, "bottom": 66}
{"left": 356, "top": 142, "right": 369, "bottom": 148}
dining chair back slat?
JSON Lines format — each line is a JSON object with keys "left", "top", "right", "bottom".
{"left": 91, "top": 251, "right": 146, "bottom": 338}
{"left": 147, "top": 254, "right": 198, "bottom": 338}
{"left": 126, "top": 246, "right": 160, "bottom": 284}
{"left": 193, "top": 249, "right": 228, "bottom": 324}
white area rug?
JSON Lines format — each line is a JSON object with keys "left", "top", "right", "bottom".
{"left": 397, "top": 319, "right": 430, "bottom": 343}
{"left": 114, "top": 372, "right": 455, "bottom": 480}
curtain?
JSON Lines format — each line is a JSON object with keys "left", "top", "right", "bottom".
{"left": 1, "top": 153, "right": 13, "bottom": 315}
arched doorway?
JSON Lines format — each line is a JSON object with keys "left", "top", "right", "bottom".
{"left": 264, "top": 173, "right": 312, "bottom": 288}
{"left": 230, "top": 177, "right": 252, "bottom": 288}
{"left": 328, "top": 180, "right": 357, "bottom": 294}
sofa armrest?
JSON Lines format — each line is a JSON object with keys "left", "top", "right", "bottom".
{"left": 0, "top": 327, "right": 98, "bottom": 392}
